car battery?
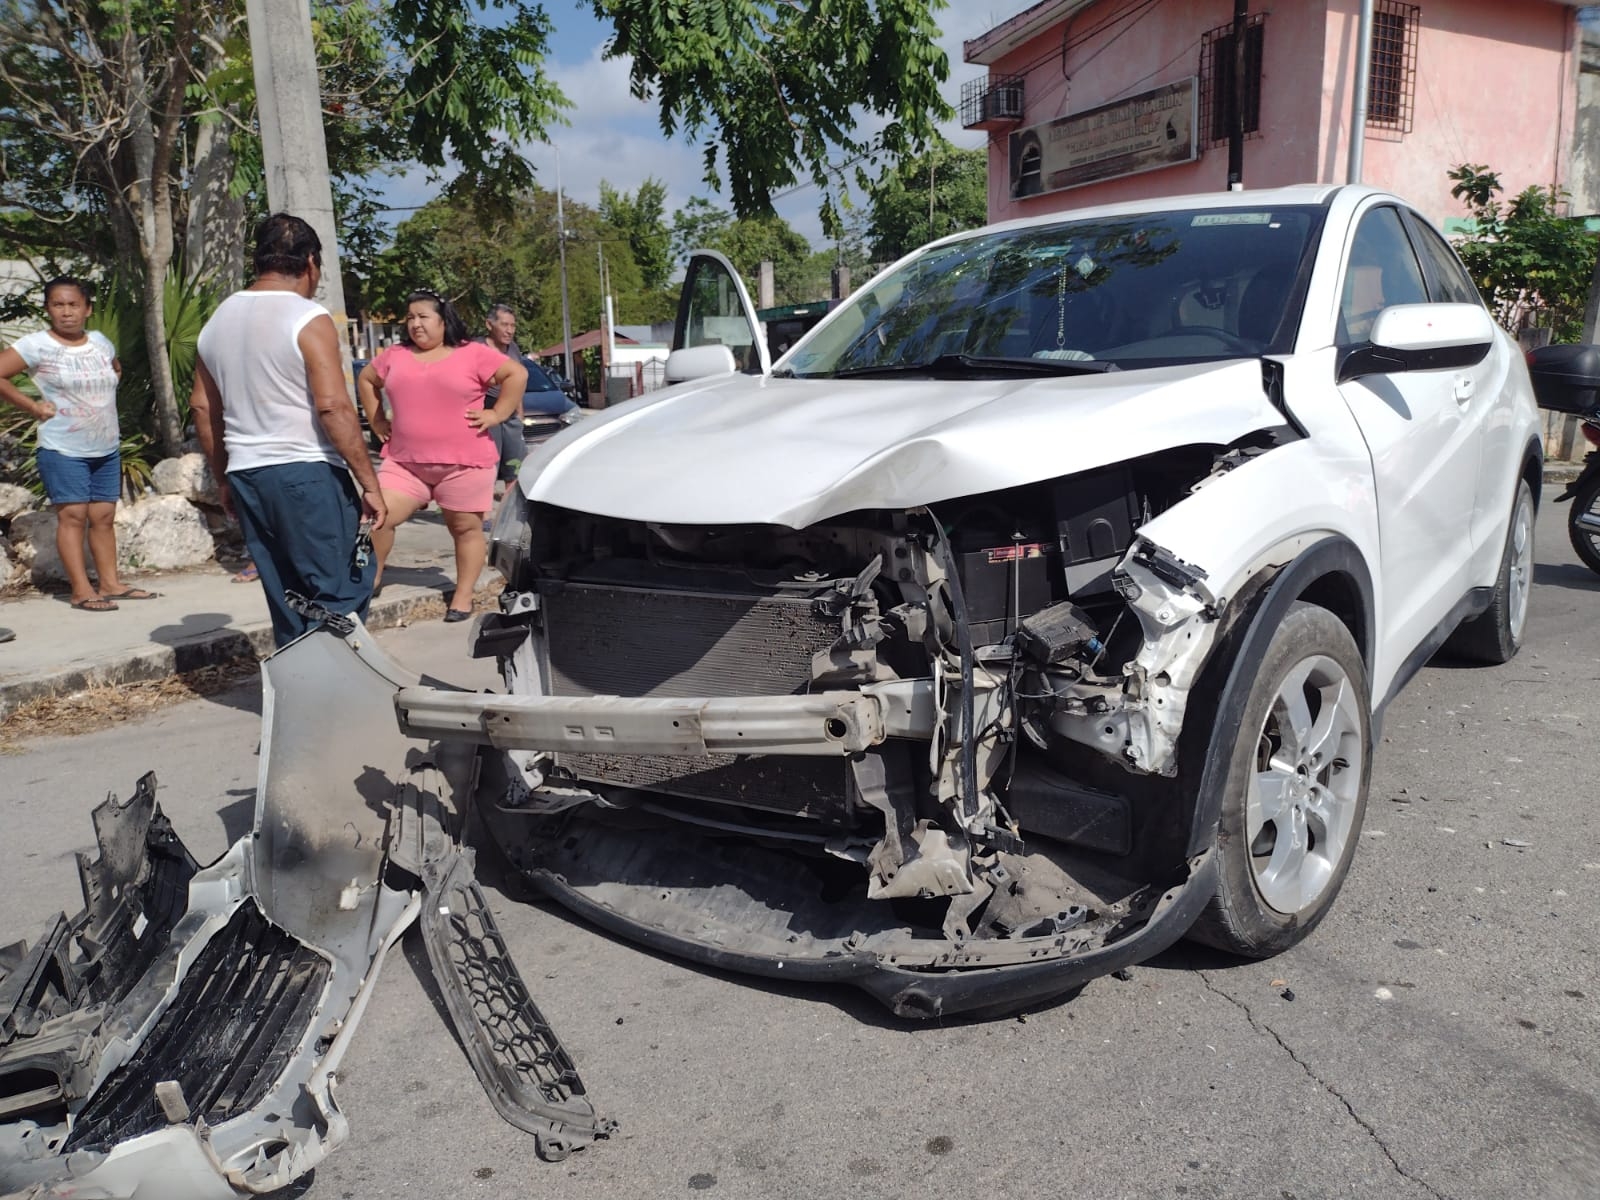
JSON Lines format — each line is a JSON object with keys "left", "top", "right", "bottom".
{"left": 956, "top": 541, "right": 1058, "bottom": 644}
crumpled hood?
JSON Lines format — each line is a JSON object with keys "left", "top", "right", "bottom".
{"left": 520, "top": 359, "right": 1285, "bottom": 527}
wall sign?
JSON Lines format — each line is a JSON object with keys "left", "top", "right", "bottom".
{"left": 1009, "top": 78, "right": 1198, "bottom": 199}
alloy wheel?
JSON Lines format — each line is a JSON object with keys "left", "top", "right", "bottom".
{"left": 1248, "top": 654, "right": 1365, "bottom": 915}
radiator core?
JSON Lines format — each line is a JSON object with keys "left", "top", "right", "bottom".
{"left": 542, "top": 581, "right": 853, "bottom": 820}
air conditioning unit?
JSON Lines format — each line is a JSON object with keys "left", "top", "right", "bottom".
{"left": 983, "top": 84, "right": 1024, "bottom": 122}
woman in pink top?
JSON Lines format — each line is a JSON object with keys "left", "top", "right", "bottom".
{"left": 358, "top": 290, "right": 526, "bottom": 620}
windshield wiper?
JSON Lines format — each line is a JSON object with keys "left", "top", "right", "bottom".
{"left": 827, "top": 353, "right": 1120, "bottom": 380}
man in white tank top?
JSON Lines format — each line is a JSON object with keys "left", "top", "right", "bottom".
{"left": 190, "top": 214, "right": 388, "bottom": 647}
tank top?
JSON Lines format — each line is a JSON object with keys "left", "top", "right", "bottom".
{"left": 196, "top": 290, "right": 343, "bottom": 472}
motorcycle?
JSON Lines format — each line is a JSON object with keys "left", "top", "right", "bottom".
{"left": 1529, "top": 344, "right": 1600, "bottom": 578}
{"left": 1557, "top": 416, "right": 1600, "bottom": 574}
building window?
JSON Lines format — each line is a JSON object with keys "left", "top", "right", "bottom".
{"left": 1199, "top": 15, "right": 1266, "bottom": 148}
{"left": 1368, "top": 2, "right": 1419, "bottom": 132}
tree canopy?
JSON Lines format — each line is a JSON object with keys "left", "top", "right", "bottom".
{"left": 865, "top": 139, "right": 988, "bottom": 261}
{"left": 594, "top": 0, "right": 952, "bottom": 236}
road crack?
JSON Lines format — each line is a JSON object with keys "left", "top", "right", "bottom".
{"left": 1196, "top": 970, "right": 1451, "bottom": 1200}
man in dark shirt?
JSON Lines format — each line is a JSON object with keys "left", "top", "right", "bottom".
{"left": 477, "top": 303, "right": 524, "bottom": 482}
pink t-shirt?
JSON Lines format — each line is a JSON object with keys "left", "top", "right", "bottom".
{"left": 372, "top": 341, "right": 509, "bottom": 467}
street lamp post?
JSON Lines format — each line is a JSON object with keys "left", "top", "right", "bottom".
{"left": 553, "top": 144, "right": 575, "bottom": 386}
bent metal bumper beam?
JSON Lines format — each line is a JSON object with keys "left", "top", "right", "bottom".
{"left": 394, "top": 679, "right": 939, "bottom": 757}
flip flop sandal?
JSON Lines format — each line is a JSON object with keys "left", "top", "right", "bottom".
{"left": 72, "top": 596, "right": 118, "bottom": 612}
{"left": 102, "top": 588, "right": 159, "bottom": 600}
{"left": 231, "top": 564, "right": 260, "bottom": 583}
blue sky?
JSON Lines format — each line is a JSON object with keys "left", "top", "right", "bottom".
{"left": 377, "top": 2, "right": 1008, "bottom": 250}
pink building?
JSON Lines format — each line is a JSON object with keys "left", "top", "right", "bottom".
{"left": 962, "top": 0, "right": 1583, "bottom": 228}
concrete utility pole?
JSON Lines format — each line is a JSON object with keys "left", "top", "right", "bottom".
{"left": 1348, "top": 0, "right": 1376, "bottom": 184}
{"left": 245, "top": 0, "right": 350, "bottom": 341}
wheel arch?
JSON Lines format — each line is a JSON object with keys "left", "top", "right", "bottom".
{"left": 1178, "top": 534, "right": 1375, "bottom": 860}
{"left": 1520, "top": 434, "right": 1544, "bottom": 509}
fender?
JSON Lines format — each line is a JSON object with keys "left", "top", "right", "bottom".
{"left": 1181, "top": 535, "right": 1375, "bottom": 860}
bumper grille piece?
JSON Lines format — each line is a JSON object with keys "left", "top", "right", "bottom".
{"left": 65, "top": 902, "right": 329, "bottom": 1152}
{"left": 543, "top": 581, "right": 852, "bottom": 819}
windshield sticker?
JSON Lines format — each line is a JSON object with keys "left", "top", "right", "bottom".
{"left": 1074, "top": 253, "right": 1097, "bottom": 277}
{"left": 1192, "top": 212, "right": 1273, "bottom": 226}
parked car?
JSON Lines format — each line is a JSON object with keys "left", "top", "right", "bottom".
{"left": 519, "top": 357, "right": 580, "bottom": 442}
{"left": 402, "top": 186, "right": 1542, "bottom": 1020}
{"left": 542, "top": 364, "right": 586, "bottom": 407}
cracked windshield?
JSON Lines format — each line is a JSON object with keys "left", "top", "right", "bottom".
{"left": 784, "top": 205, "right": 1324, "bottom": 378}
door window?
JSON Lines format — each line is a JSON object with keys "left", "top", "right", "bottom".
{"left": 1403, "top": 214, "right": 1484, "bottom": 307}
{"left": 673, "top": 253, "right": 764, "bottom": 374}
{"left": 1338, "top": 205, "right": 1428, "bottom": 344}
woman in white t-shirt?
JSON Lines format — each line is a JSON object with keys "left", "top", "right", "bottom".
{"left": 0, "top": 277, "right": 155, "bottom": 610}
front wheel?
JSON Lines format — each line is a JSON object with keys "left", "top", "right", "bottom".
{"left": 1448, "top": 479, "right": 1535, "bottom": 665}
{"left": 1567, "top": 472, "right": 1600, "bottom": 577}
{"left": 1188, "top": 602, "right": 1372, "bottom": 958}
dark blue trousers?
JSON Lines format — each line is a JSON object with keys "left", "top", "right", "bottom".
{"left": 228, "top": 461, "right": 374, "bottom": 648}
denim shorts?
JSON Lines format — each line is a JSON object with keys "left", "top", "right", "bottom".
{"left": 37, "top": 448, "right": 121, "bottom": 505}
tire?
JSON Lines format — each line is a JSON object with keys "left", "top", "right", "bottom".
{"left": 1567, "top": 473, "right": 1600, "bottom": 577}
{"left": 1188, "top": 602, "right": 1372, "bottom": 958}
{"left": 1448, "top": 479, "right": 1535, "bottom": 665}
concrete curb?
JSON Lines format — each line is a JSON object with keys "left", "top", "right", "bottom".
{"left": 0, "top": 585, "right": 455, "bottom": 722}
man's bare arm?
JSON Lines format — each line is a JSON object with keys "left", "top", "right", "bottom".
{"left": 299, "top": 313, "right": 387, "bottom": 530}
{"left": 189, "top": 359, "right": 233, "bottom": 518}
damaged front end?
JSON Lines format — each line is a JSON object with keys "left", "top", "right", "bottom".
{"left": 399, "top": 442, "right": 1291, "bottom": 1019}
{"left": 0, "top": 622, "right": 608, "bottom": 1199}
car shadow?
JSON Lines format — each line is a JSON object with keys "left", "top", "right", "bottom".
{"left": 1532, "top": 561, "right": 1600, "bottom": 593}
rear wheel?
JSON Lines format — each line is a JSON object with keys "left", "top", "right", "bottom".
{"left": 1189, "top": 602, "right": 1371, "bottom": 957}
{"left": 1567, "top": 473, "right": 1600, "bottom": 577}
{"left": 1449, "top": 479, "right": 1535, "bottom": 665}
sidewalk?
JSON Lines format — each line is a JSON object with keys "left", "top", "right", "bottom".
{"left": 0, "top": 510, "right": 491, "bottom": 721}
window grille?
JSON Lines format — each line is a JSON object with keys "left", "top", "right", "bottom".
{"left": 1199, "top": 15, "right": 1267, "bottom": 148}
{"left": 1368, "top": 2, "right": 1419, "bottom": 132}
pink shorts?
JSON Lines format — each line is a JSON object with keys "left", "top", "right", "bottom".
{"left": 378, "top": 458, "right": 496, "bottom": 514}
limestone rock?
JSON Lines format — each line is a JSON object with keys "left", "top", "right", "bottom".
{"left": 0, "top": 482, "right": 35, "bottom": 521}
{"left": 151, "top": 453, "right": 220, "bottom": 505}
{"left": 11, "top": 509, "right": 65, "bottom": 585}
{"left": 0, "top": 535, "right": 19, "bottom": 588}
{"left": 114, "top": 494, "right": 214, "bottom": 570}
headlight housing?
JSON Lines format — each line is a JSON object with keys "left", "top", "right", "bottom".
{"left": 488, "top": 485, "right": 532, "bottom": 583}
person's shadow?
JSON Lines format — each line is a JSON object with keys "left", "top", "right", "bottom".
{"left": 146, "top": 614, "right": 269, "bottom": 714}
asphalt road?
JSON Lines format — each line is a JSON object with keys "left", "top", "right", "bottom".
{"left": 1, "top": 504, "right": 1596, "bottom": 1200}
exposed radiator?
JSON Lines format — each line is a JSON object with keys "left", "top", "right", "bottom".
{"left": 542, "top": 581, "right": 854, "bottom": 820}
{"left": 544, "top": 581, "right": 839, "bottom": 698}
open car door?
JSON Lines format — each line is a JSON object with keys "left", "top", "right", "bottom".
{"left": 665, "top": 249, "right": 770, "bottom": 383}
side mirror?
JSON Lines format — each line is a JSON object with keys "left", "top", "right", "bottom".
{"left": 664, "top": 344, "right": 738, "bottom": 384}
{"left": 1526, "top": 343, "right": 1600, "bottom": 415}
{"left": 1337, "top": 303, "right": 1495, "bottom": 383}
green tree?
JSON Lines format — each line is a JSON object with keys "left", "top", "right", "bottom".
{"left": 595, "top": 0, "right": 951, "bottom": 234}
{"left": 866, "top": 140, "right": 988, "bottom": 261}
{"left": 600, "top": 178, "right": 672, "bottom": 291}
{"left": 669, "top": 199, "right": 817, "bottom": 305}
{"left": 1448, "top": 163, "right": 1598, "bottom": 342}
